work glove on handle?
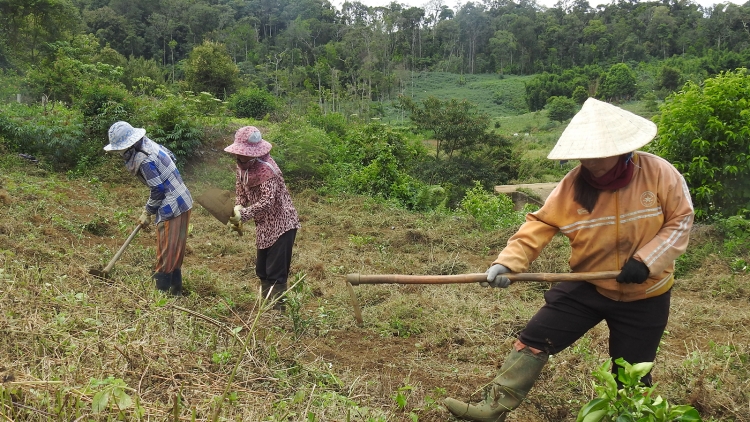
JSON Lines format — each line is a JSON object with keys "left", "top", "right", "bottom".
{"left": 228, "top": 205, "right": 243, "bottom": 235}
{"left": 616, "top": 258, "right": 650, "bottom": 284}
{"left": 137, "top": 210, "right": 152, "bottom": 228}
{"left": 482, "top": 264, "right": 512, "bottom": 288}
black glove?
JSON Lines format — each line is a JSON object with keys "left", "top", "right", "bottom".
{"left": 616, "top": 258, "right": 650, "bottom": 284}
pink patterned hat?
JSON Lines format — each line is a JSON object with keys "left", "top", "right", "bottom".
{"left": 224, "top": 126, "right": 272, "bottom": 157}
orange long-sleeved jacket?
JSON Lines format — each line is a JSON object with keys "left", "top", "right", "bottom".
{"left": 494, "top": 152, "right": 694, "bottom": 302}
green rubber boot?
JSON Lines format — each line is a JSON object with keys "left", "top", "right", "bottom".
{"left": 444, "top": 347, "right": 548, "bottom": 422}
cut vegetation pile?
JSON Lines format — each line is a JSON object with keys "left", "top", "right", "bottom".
{"left": 0, "top": 148, "right": 748, "bottom": 421}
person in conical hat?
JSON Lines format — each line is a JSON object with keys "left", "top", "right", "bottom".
{"left": 104, "top": 121, "right": 193, "bottom": 296}
{"left": 444, "top": 98, "right": 695, "bottom": 421}
{"left": 224, "top": 126, "right": 300, "bottom": 311}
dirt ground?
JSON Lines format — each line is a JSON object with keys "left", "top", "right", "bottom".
{"left": 1, "top": 153, "right": 749, "bottom": 421}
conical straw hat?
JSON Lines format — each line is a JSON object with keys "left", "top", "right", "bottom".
{"left": 547, "top": 98, "right": 657, "bottom": 160}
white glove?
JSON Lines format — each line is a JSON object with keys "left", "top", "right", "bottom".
{"left": 137, "top": 210, "right": 152, "bottom": 228}
{"left": 482, "top": 264, "right": 512, "bottom": 288}
{"left": 227, "top": 205, "right": 243, "bottom": 235}
{"left": 229, "top": 205, "right": 243, "bottom": 225}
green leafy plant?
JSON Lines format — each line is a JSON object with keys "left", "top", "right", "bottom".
{"left": 650, "top": 69, "right": 750, "bottom": 219}
{"left": 576, "top": 358, "right": 701, "bottom": 422}
{"left": 286, "top": 272, "right": 313, "bottom": 339}
{"left": 228, "top": 86, "right": 279, "bottom": 119}
{"left": 87, "top": 376, "right": 141, "bottom": 415}
{"left": 147, "top": 94, "right": 204, "bottom": 159}
{"left": 546, "top": 96, "right": 577, "bottom": 122}
{"left": 459, "top": 181, "right": 525, "bottom": 230}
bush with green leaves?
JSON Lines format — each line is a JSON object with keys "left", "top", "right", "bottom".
{"left": 228, "top": 86, "right": 279, "bottom": 119}
{"left": 572, "top": 86, "right": 589, "bottom": 104}
{"left": 715, "top": 215, "right": 750, "bottom": 256}
{"left": 546, "top": 96, "right": 578, "bottom": 122}
{"left": 649, "top": 69, "right": 750, "bottom": 219}
{"left": 306, "top": 107, "right": 348, "bottom": 140}
{"left": 145, "top": 95, "right": 204, "bottom": 159}
{"left": 184, "top": 41, "right": 239, "bottom": 99}
{"left": 597, "top": 63, "right": 637, "bottom": 101}
{"left": 23, "top": 34, "right": 124, "bottom": 104}
{"left": 0, "top": 102, "right": 89, "bottom": 170}
{"left": 459, "top": 181, "right": 527, "bottom": 230}
{"left": 264, "top": 119, "right": 331, "bottom": 185}
{"left": 76, "top": 82, "right": 134, "bottom": 140}
{"left": 412, "top": 144, "right": 518, "bottom": 209}
{"left": 577, "top": 358, "right": 701, "bottom": 422}
{"left": 321, "top": 123, "right": 434, "bottom": 210}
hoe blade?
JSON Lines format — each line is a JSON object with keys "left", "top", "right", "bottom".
{"left": 196, "top": 188, "right": 235, "bottom": 225}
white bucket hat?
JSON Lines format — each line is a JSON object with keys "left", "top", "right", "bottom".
{"left": 547, "top": 98, "right": 657, "bottom": 160}
{"left": 104, "top": 121, "right": 146, "bottom": 152}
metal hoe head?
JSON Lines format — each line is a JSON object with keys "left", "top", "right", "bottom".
{"left": 195, "top": 188, "right": 235, "bottom": 225}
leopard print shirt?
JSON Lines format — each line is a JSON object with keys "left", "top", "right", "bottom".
{"left": 235, "top": 173, "right": 300, "bottom": 249}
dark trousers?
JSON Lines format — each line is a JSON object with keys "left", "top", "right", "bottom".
{"left": 256, "top": 229, "right": 297, "bottom": 287}
{"left": 519, "top": 281, "right": 671, "bottom": 384}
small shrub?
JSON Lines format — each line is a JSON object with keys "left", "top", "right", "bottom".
{"left": 76, "top": 82, "right": 133, "bottom": 139}
{"left": 228, "top": 87, "right": 279, "bottom": 119}
{"left": 0, "top": 102, "right": 89, "bottom": 170}
{"left": 459, "top": 181, "right": 524, "bottom": 230}
{"left": 576, "top": 358, "right": 701, "bottom": 422}
{"left": 546, "top": 96, "right": 577, "bottom": 123}
{"left": 572, "top": 86, "right": 589, "bottom": 104}
{"left": 715, "top": 215, "right": 750, "bottom": 255}
{"left": 146, "top": 95, "right": 204, "bottom": 159}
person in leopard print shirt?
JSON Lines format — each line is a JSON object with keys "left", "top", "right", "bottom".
{"left": 225, "top": 126, "right": 300, "bottom": 310}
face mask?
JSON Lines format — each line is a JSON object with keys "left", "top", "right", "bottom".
{"left": 237, "top": 156, "right": 257, "bottom": 165}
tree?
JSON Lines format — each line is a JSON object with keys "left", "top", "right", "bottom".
{"left": 658, "top": 65, "right": 682, "bottom": 92}
{"left": 489, "top": 30, "right": 516, "bottom": 75}
{"left": 183, "top": 40, "right": 239, "bottom": 98}
{"left": 597, "top": 63, "right": 636, "bottom": 101}
{"left": 399, "top": 95, "right": 489, "bottom": 159}
{"left": 650, "top": 69, "right": 750, "bottom": 219}
{"left": 546, "top": 96, "right": 577, "bottom": 122}
{"left": 0, "top": 0, "right": 80, "bottom": 64}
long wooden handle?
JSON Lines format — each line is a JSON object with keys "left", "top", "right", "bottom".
{"left": 346, "top": 271, "right": 620, "bottom": 285}
{"left": 102, "top": 225, "right": 142, "bottom": 273}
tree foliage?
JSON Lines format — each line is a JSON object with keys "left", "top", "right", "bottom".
{"left": 183, "top": 41, "right": 238, "bottom": 99}
{"left": 597, "top": 63, "right": 637, "bottom": 101}
{"left": 228, "top": 87, "right": 279, "bottom": 119}
{"left": 399, "top": 95, "right": 489, "bottom": 159}
{"left": 650, "top": 68, "right": 750, "bottom": 219}
{"left": 546, "top": 96, "right": 577, "bottom": 123}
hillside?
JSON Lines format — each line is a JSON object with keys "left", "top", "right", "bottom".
{"left": 0, "top": 142, "right": 748, "bottom": 421}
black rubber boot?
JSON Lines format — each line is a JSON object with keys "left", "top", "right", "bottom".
{"left": 153, "top": 272, "right": 172, "bottom": 292}
{"left": 170, "top": 268, "right": 183, "bottom": 297}
{"left": 444, "top": 347, "right": 548, "bottom": 421}
{"left": 260, "top": 280, "right": 273, "bottom": 301}
{"left": 270, "top": 282, "right": 287, "bottom": 311}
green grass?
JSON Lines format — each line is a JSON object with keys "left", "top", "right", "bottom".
{"left": 379, "top": 72, "right": 534, "bottom": 124}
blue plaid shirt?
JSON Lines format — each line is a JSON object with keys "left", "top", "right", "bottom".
{"left": 139, "top": 147, "right": 193, "bottom": 223}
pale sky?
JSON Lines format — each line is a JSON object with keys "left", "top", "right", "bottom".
{"left": 332, "top": 0, "right": 745, "bottom": 11}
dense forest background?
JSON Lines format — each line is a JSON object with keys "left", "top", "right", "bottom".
{"left": 3, "top": 0, "right": 750, "bottom": 110}
{"left": 3, "top": 0, "right": 750, "bottom": 215}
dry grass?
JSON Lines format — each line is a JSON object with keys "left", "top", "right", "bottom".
{"left": 0, "top": 153, "right": 748, "bottom": 421}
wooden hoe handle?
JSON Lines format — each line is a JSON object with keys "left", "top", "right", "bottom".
{"left": 346, "top": 271, "right": 620, "bottom": 285}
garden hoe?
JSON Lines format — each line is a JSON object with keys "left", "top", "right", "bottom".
{"left": 195, "top": 188, "right": 242, "bottom": 235}
{"left": 89, "top": 225, "right": 142, "bottom": 279}
{"left": 344, "top": 271, "right": 621, "bottom": 325}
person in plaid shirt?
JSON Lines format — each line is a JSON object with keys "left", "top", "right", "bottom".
{"left": 104, "top": 121, "right": 193, "bottom": 296}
